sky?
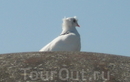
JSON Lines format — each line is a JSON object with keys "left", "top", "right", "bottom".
{"left": 0, "top": 0, "right": 130, "bottom": 56}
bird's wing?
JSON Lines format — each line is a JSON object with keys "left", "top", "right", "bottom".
{"left": 39, "top": 33, "right": 80, "bottom": 51}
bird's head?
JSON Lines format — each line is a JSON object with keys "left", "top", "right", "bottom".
{"left": 62, "top": 16, "right": 80, "bottom": 28}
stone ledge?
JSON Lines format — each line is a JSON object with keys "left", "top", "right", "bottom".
{"left": 0, "top": 52, "right": 130, "bottom": 82}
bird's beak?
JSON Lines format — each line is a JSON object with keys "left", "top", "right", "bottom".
{"left": 77, "top": 24, "right": 80, "bottom": 27}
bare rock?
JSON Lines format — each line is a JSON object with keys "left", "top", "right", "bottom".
{"left": 0, "top": 52, "right": 130, "bottom": 82}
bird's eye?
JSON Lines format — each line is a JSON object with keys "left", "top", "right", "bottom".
{"left": 73, "top": 19, "right": 76, "bottom": 23}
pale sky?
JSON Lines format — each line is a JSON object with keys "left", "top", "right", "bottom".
{"left": 0, "top": 0, "right": 130, "bottom": 56}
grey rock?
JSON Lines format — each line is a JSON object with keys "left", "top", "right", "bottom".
{"left": 0, "top": 52, "right": 130, "bottom": 82}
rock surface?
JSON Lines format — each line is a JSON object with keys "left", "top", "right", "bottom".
{"left": 0, "top": 52, "right": 130, "bottom": 82}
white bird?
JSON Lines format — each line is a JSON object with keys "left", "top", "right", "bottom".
{"left": 39, "top": 16, "right": 81, "bottom": 51}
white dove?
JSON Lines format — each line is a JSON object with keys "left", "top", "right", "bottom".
{"left": 39, "top": 16, "right": 81, "bottom": 51}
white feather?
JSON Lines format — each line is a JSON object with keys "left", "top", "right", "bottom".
{"left": 39, "top": 16, "right": 81, "bottom": 51}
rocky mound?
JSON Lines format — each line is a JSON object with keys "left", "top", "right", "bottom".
{"left": 0, "top": 52, "right": 130, "bottom": 82}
